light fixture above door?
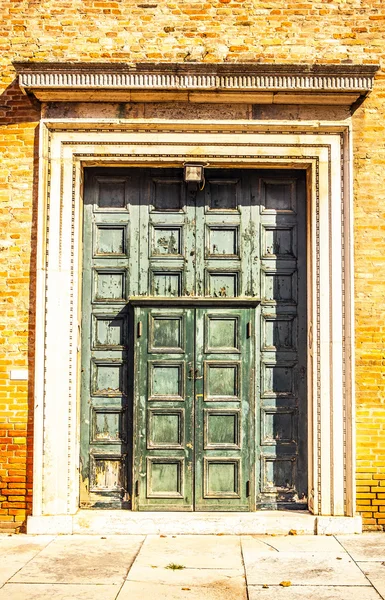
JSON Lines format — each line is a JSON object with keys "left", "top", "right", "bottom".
{"left": 183, "top": 163, "right": 205, "bottom": 184}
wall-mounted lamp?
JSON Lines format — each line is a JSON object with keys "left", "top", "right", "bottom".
{"left": 183, "top": 163, "right": 205, "bottom": 185}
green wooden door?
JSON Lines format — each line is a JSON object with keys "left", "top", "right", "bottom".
{"left": 134, "top": 307, "right": 194, "bottom": 510}
{"left": 256, "top": 173, "right": 307, "bottom": 509}
{"left": 134, "top": 306, "right": 253, "bottom": 511}
{"left": 80, "top": 167, "right": 307, "bottom": 511}
{"left": 194, "top": 307, "right": 253, "bottom": 511}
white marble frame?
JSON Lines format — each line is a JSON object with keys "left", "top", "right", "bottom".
{"left": 32, "top": 119, "right": 356, "bottom": 522}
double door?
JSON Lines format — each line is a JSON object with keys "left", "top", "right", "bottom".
{"left": 80, "top": 166, "right": 307, "bottom": 511}
{"left": 134, "top": 306, "right": 253, "bottom": 511}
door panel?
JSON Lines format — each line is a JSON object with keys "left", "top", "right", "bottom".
{"left": 194, "top": 308, "right": 253, "bottom": 511}
{"left": 138, "top": 170, "right": 254, "bottom": 299}
{"left": 139, "top": 173, "right": 195, "bottom": 297}
{"left": 257, "top": 174, "right": 307, "bottom": 508}
{"left": 134, "top": 308, "right": 194, "bottom": 510}
{"left": 80, "top": 172, "right": 134, "bottom": 508}
{"left": 134, "top": 306, "right": 253, "bottom": 511}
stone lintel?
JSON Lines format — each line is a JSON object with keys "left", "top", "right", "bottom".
{"left": 13, "top": 62, "right": 378, "bottom": 106}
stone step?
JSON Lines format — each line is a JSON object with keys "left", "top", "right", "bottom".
{"left": 27, "top": 510, "right": 362, "bottom": 536}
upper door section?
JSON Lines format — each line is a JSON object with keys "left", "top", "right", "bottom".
{"left": 84, "top": 167, "right": 258, "bottom": 299}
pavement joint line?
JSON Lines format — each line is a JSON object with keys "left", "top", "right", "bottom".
{"left": 355, "top": 567, "right": 385, "bottom": 600}
{"left": 353, "top": 554, "right": 385, "bottom": 562}
{"left": 249, "top": 537, "right": 280, "bottom": 552}
{"left": 5, "top": 534, "right": 57, "bottom": 587}
{"left": 131, "top": 566, "right": 244, "bottom": 571}
{"left": 4, "top": 582, "right": 121, "bottom": 586}
{"left": 335, "top": 535, "right": 385, "bottom": 599}
{"left": 115, "top": 533, "right": 147, "bottom": 600}
{"left": 368, "top": 581, "right": 385, "bottom": 600}
{"left": 333, "top": 535, "right": 385, "bottom": 600}
{"left": 248, "top": 584, "right": 378, "bottom": 587}
{"left": 240, "top": 536, "right": 250, "bottom": 600}
{"left": 127, "top": 569, "right": 244, "bottom": 575}
{"left": 123, "top": 579, "right": 245, "bottom": 587}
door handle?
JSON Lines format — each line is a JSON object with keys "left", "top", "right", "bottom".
{"left": 188, "top": 368, "right": 203, "bottom": 380}
{"left": 188, "top": 366, "right": 203, "bottom": 380}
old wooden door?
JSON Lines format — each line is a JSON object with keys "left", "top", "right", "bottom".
{"left": 80, "top": 167, "right": 307, "bottom": 510}
{"left": 134, "top": 306, "right": 253, "bottom": 511}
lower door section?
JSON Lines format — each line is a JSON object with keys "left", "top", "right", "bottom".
{"left": 134, "top": 306, "right": 254, "bottom": 511}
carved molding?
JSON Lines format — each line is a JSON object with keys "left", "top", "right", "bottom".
{"left": 14, "top": 62, "right": 378, "bottom": 106}
{"left": 30, "top": 121, "right": 354, "bottom": 521}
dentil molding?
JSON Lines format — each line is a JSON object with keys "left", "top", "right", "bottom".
{"left": 14, "top": 62, "right": 378, "bottom": 106}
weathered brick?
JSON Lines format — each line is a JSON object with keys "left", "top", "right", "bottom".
{"left": 0, "top": 0, "right": 385, "bottom": 533}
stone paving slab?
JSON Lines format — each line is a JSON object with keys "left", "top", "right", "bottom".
{"left": 242, "top": 538, "right": 369, "bottom": 586}
{"left": 253, "top": 534, "right": 343, "bottom": 553}
{"left": 126, "top": 531, "right": 244, "bottom": 592}
{"left": 0, "top": 583, "right": 119, "bottom": 600}
{"left": 0, "top": 533, "right": 384, "bottom": 599}
{"left": 132, "top": 534, "right": 243, "bottom": 569}
{"left": 0, "top": 535, "right": 54, "bottom": 587}
{"left": 337, "top": 534, "right": 385, "bottom": 561}
{"left": 358, "top": 561, "right": 385, "bottom": 598}
{"left": 0, "top": 535, "right": 54, "bottom": 553}
{"left": 119, "top": 579, "right": 247, "bottom": 599}
{"left": 248, "top": 585, "right": 383, "bottom": 600}
{"left": 10, "top": 535, "right": 144, "bottom": 585}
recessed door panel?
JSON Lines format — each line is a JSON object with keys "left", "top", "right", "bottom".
{"left": 146, "top": 458, "right": 185, "bottom": 498}
{"left": 149, "top": 361, "right": 185, "bottom": 400}
{"left": 204, "top": 409, "right": 241, "bottom": 448}
{"left": 149, "top": 312, "right": 185, "bottom": 353}
{"left": 205, "top": 314, "right": 240, "bottom": 353}
{"left": 206, "top": 179, "right": 239, "bottom": 212}
{"left": 147, "top": 409, "right": 184, "bottom": 449}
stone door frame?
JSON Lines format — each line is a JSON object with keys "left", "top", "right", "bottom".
{"left": 30, "top": 119, "right": 357, "bottom": 530}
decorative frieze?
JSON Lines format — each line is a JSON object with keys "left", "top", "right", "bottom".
{"left": 14, "top": 63, "right": 378, "bottom": 105}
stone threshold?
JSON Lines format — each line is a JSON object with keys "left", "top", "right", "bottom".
{"left": 27, "top": 510, "right": 362, "bottom": 536}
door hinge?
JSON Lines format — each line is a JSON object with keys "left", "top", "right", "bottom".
{"left": 137, "top": 321, "right": 142, "bottom": 338}
{"left": 246, "top": 322, "right": 252, "bottom": 338}
{"left": 135, "top": 480, "right": 139, "bottom": 497}
{"left": 246, "top": 480, "right": 250, "bottom": 497}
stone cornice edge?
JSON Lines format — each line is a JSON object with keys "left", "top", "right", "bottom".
{"left": 14, "top": 62, "right": 378, "bottom": 92}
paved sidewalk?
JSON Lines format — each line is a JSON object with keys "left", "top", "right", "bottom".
{"left": 0, "top": 533, "right": 384, "bottom": 599}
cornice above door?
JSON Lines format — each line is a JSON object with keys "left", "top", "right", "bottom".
{"left": 13, "top": 62, "right": 378, "bottom": 108}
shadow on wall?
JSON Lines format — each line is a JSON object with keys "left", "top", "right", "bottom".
{"left": 0, "top": 79, "right": 40, "bottom": 125}
{"left": 0, "top": 78, "right": 41, "bottom": 529}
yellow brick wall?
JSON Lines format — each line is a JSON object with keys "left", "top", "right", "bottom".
{"left": 0, "top": 0, "right": 384, "bottom": 531}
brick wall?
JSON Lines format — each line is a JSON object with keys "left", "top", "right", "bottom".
{"left": 0, "top": 0, "right": 384, "bottom": 531}
{"left": 0, "top": 85, "right": 39, "bottom": 530}
{"left": 353, "top": 77, "right": 385, "bottom": 530}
